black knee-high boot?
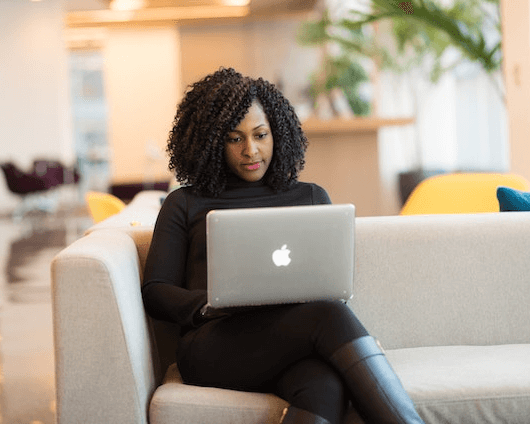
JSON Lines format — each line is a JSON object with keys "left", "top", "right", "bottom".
{"left": 329, "top": 336, "right": 425, "bottom": 424}
{"left": 280, "top": 406, "right": 331, "bottom": 424}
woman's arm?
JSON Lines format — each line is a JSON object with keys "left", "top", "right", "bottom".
{"left": 142, "top": 189, "right": 207, "bottom": 328}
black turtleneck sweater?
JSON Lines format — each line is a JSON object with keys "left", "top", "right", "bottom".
{"left": 141, "top": 176, "right": 332, "bottom": 332}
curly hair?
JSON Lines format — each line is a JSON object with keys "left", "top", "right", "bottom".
{"left": 167, "top": 68, "right": 307, "bottom": 197}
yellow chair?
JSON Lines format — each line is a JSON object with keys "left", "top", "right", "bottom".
{"left": 85, "top": 191, "right": 126, "bottom": 223}
{"left": 400, "top": 173, "right": 530, "bottom": 215}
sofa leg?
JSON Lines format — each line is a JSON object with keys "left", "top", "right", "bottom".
{"left": 279, "top": 406, "right": 331, "bottom": 424}
{"left": 329, "top": 336, "right": 425, "bottom": 424}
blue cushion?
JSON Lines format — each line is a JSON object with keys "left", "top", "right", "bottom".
{"left": 497, "top": 186, "right": 530, "bottom": 211}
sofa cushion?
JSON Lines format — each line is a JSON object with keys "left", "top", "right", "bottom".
{"left": 497, "top": 186, "right": 530, "bottom": 211}
{"left": 387, "top": 344, "right": 530, "bottom": 424}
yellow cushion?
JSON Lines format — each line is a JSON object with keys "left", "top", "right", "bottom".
{"left": 85, "top": 191, "right": 126, "bottom": 223}
{"left": 400, "top": 173, "right": 530, "bottom": 215}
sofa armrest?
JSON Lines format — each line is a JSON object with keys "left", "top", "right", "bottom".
{"left": 51, "top": 230, "right": 158, "bottom": 424}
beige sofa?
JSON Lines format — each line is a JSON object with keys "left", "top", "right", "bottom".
{"left": 51, "top": 190, "right": 530, "bottom": 424}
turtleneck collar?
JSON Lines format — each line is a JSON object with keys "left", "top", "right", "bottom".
{"left": 225, "top": 172, "right": 267, "bottom": 190}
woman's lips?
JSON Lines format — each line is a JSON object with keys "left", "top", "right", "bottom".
{"left": 244, "top": 162, "right": 261, "bottom": 171}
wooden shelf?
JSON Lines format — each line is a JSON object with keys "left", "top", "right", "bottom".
{"left": 301, "top": 116, "right": 415, "bottom": 136}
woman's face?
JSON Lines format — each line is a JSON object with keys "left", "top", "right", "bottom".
{"left": 224, "top": 100, "right": 274, "bottom": 182}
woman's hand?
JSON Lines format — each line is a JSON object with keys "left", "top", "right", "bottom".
{"left": 194, "top": 304, "right": 232, "bottom": 325}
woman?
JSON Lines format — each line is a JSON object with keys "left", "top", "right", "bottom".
{"left": 142, "top": 68, "right": 425, "bottom": 424}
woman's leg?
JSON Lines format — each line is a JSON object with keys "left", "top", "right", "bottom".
{"left": 177, "top": 301, "right": 366, "bottom": 391}
{"left": 329, "top": 335, "right": 425, "bottom": 424}
{"left": 275, "top": 357, "right": 347, "bottom": 424}
{"left": 177, "top": 300, "right": 424, "bottom": 424}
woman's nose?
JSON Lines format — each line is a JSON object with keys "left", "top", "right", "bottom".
{"left": 242, "top": 139, "right": 258, "bottom": 157}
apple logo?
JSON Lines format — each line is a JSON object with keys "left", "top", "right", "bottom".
{"left": 272, "top": 244, "right": 291, "bottom": 267}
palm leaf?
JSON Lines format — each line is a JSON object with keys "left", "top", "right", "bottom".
{"left": 297, "top": 0, "right": 501, "bottom": 82}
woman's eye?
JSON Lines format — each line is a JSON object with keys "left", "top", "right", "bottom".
{"left": 227, "top": 136, "right": 241, "bottom": 143}
{"left": 256, "top": 132, "right": 268, "bottom": 139}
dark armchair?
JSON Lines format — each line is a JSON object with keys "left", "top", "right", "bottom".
{"left": 0, "top": 160, "right": 80, "bottom": 220}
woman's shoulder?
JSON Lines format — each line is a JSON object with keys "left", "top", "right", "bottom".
{"left": 163, "top": 185, "right": 220, "bottom": 219}
{"left": 159, "top": 185, "right": 195, "bottom": 215}
{"left": 291, "top": 181, "right": 332, "bottom": 205}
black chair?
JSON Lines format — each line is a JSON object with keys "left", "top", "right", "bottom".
{"left": 0, "top": 160, "right": 80, "bottom": 220}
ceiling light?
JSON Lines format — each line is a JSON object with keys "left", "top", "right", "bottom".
{"left": 221, "top": 0, "right": 251, "bottom": 6}
{"left": 110, "top": 0, "right": 146, "bottom": 11}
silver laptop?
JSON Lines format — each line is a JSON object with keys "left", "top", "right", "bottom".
{"left": 206, "top": 204, "right": 355, "bottom": 309}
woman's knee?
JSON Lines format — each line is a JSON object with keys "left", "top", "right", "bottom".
{"left": 300, "top": 300, "right": 358, "bottom": 324}
{"left": 300, "top": 301, "right": 369, "bottom": 353}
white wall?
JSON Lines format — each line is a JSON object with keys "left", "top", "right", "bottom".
{"left": 377, "top": 69, "right": 460, "bottom": 213}
{"left": 0, "top": 0, "right": 72, "bottom": 211}
{"left": 455, "top": 66, "right": 508, "bottom": 172}
{"left": 103, "top": 26, "right": 180, "bottom": 184}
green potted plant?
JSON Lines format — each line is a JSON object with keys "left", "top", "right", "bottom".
{"left": 298, "top": 0, "right": 502, "bottom": 203}
{"left": 309, "top": 55, "right": 372, "bottom": 117}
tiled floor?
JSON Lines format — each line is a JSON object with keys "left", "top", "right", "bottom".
{"left": 0, "top": 203, "right": 92, "bottom": 424}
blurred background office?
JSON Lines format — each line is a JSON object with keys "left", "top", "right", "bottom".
{"left": 0, "top": 0, "right": 529, "bottom": 423}
{"left": 2, "top": 0, "right": 528, "bottom": 216}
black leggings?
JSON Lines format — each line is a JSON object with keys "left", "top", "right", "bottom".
{"left": 177, "top": 300, "right": 369, "bottom": 423}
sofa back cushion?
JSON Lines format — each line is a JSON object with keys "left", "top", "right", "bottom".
{"left": 118, "top": 228, "right": 180, "bottom": 374}
{"left": 351, "top": 212, "right": 530, "bottom": 350}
